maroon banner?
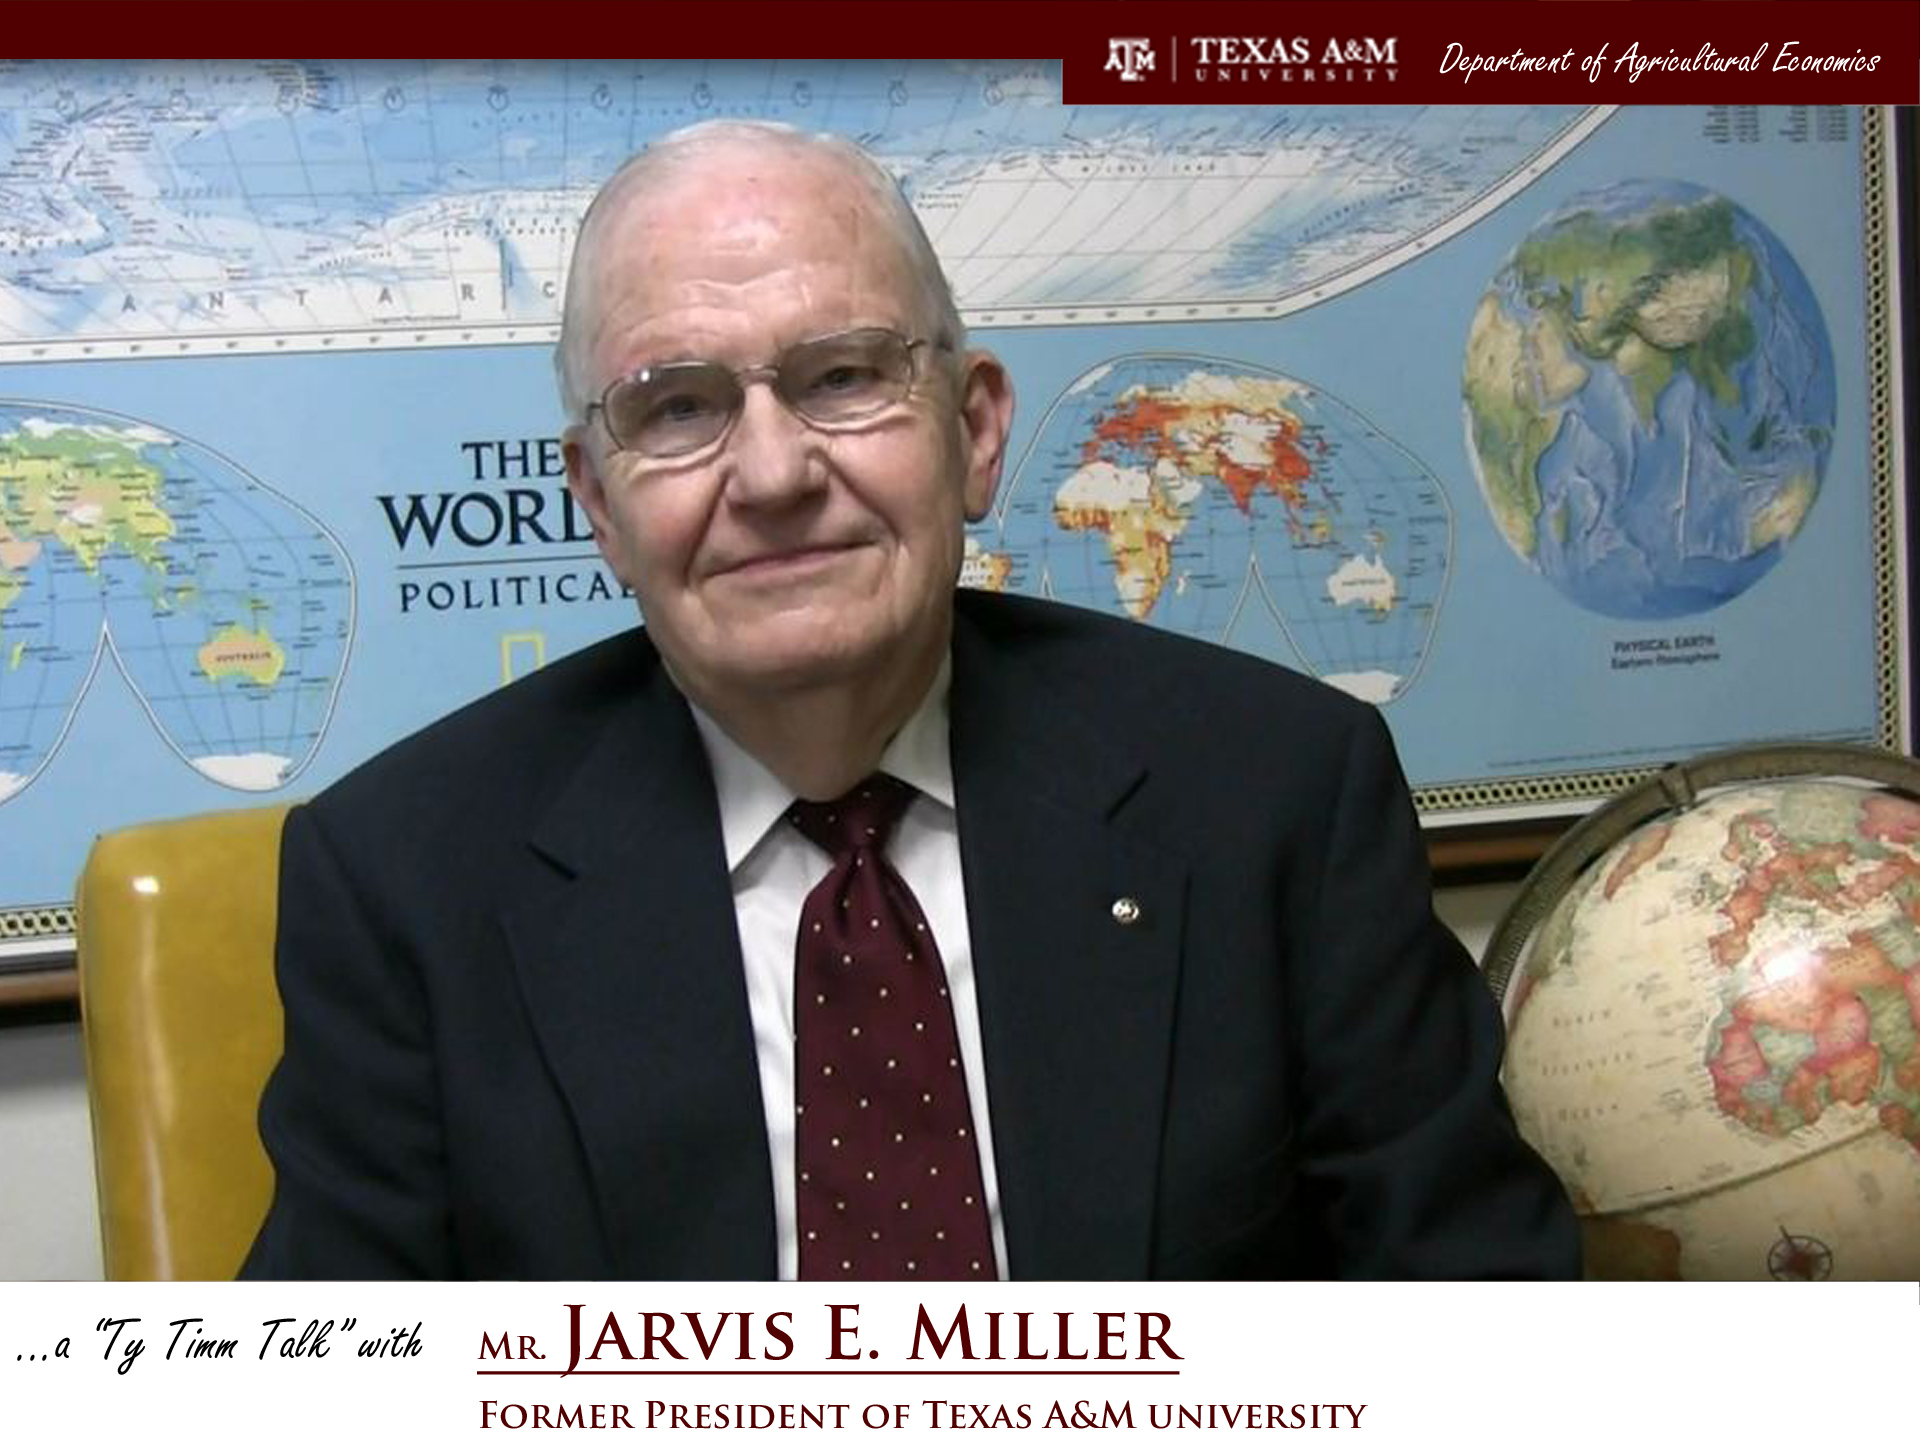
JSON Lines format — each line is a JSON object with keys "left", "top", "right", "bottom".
{"left": 17, "top": 0, "right": 1915, "bottom": 107}
{"left": 3, "top": 2, "right": 1915, "bottom": 102}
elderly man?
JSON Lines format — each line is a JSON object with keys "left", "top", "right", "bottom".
{"left": 243, "top": 121, "right": 1578, "bottom": 1279}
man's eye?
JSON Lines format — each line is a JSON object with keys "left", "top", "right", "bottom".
{"left": 809, "top": 363, "right": 881, "bottom": 394}
{"left": 650, "top": 391, "right": 721, "bottom": 424}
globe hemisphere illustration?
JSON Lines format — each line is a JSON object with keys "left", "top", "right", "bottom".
{"left": 1463, "top": 180, "right": 1835, "bottom": 620}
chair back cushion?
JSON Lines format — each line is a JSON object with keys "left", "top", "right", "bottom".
{"left": 77, "top": 805, "right": 291, "bottom": 1280}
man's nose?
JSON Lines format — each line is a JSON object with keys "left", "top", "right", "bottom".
{"left": 721, "top": 380, "right": 827, "bottom": 505}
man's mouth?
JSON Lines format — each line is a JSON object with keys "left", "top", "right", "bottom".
{"left": 713, "top": 541, "right": 867, "bottom": 579}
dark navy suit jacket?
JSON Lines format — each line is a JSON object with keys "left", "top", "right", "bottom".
{"left": 243, "top": 590, "right": 1579, "bottom": 1278}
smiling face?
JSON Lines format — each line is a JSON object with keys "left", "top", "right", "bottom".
{"left": 563, "top": 139, "right": 1012, "bottom": 712}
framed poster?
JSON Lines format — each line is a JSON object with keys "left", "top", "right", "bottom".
{"left": 0, "top": 64, "right": 1907, "bottom": 977}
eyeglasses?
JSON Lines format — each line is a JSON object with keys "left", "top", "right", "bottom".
{"left": 587, "top": 328, "right": 939, "bottom": 459}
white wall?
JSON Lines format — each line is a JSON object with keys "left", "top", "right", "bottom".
{"left": 0, "top": 881, "right": 1523, "bottom": 1281}
{"left": 0, "top": 1017, "right": 102, "bottom": 1279}
{"left": 1431, "top": 881, "right": 1516, "bottom": 965}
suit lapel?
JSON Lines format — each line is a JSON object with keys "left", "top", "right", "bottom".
{"left": 951, "top": 602, "right": 1187, "bottom": 1279}
{"left": 500, "top": 655, "right": 777, "bottom": 1279}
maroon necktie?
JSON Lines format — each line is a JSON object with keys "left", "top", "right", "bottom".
{"left": 789, "top": 774, "right": 996, "bottom": 1279}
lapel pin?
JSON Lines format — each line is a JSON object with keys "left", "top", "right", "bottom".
{"left": 1110, "top": 896, "right": 1142, "bottom": 926}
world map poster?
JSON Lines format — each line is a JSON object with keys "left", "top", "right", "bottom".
{"left": 0, "top": 63, "right": 1902, "bottom": 951}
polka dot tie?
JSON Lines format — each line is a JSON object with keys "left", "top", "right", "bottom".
{"left": 789, "top": 773, "right": 996, "bottom": 1280}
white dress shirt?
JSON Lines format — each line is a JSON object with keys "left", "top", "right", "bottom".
{"left": 688, "top": 660, "right": 1010, "bottom": 1280}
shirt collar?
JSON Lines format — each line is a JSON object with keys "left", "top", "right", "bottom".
{"left": 689, "top": 655, "right": 955, "bottom": 875}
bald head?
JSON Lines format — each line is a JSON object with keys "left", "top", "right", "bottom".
{"left": 554, "top": 121, "right": 963, "bottom": 423}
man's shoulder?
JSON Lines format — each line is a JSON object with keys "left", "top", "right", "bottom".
{"left": 950, "top": 590, "right": 1405, "bottom": 857}
{"left": 307, "top": 625, "right": 661, "bottom": 822}
{"left": 954, "top": 588, "right": 1371, "bottom": 732}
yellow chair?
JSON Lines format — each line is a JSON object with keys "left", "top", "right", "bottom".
{"left": 75, "top": 804, "right": 291, "bottom": 1280}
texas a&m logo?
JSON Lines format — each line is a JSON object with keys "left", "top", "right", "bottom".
{"left": 1105, "top": 38, "right": 1156, "bottom": 82}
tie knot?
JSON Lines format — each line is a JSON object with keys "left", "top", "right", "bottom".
{"left": 788, "top": 773, "right": 914, "bottom": 859}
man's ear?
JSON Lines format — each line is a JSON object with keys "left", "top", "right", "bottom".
{"left": 956, "top": 350, "right": 1015, "bottom": 522}
{"left": 563, "top": 428, "right": 624, "bottom": 574}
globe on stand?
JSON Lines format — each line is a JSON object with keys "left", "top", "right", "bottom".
{"left": 1487, "top": 744, "right": 1920, "bottom": 1279}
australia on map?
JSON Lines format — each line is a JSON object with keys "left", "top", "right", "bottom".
{"left": 0, "top": 403, "right": 352, "bottom": 804}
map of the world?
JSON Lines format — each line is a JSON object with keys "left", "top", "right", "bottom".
{"left": 0, "top": 63, "right": 1894, "bottom": 946}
